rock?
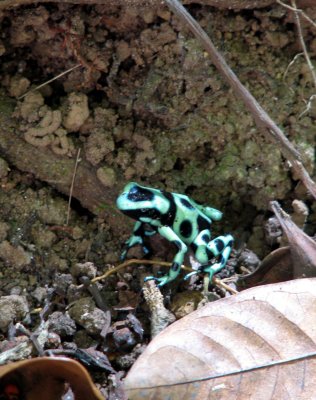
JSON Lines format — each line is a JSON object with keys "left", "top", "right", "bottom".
{"left": 8, "top": 75, "right": 30, "bottom": 98}
{"left": 71, "top": 262, "right": 97, "bottom": 280}
{"left": 48, "top": 311, "right": 76, "bottom": 337}
{"left": 238, "top": 249, "right": 260, "bottom": 271}
{"left": 68, "top": 297, "right": 109, "bottom": 336}
{"left": 112, "top": 327, "right": 136, "bottom": 350}
{"left": 0, "top": 241, "right": 31, "bottom": 269}
{"left": 53, "top": 273, "right": 74, "bottom": 294}
{"left": 31, "top": 287, "right": 47, "bottom": 303}
{"left": 0, "top": 295, "right": 29, "bottom": 332}
{"left": 96, "top": 166, "right": 116, "bottom": 188}
{"left": 63, "top": 92, "right": 90, "bottom": 132}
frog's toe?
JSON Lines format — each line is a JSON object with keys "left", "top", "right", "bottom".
{"left": 157, "top": 277, "right": 171, "bottom": 287}
{"left": 184, "top": 270, "right": 199, "bottom": 280}
{"left": 144, "top": 275, "right": 170, "bottom": 287}
{"left": 143, "top": 275, "right": 159, "bottom": 284}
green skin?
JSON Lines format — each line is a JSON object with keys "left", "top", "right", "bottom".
{"left": 116, "top": 182, "right": 234, "bottom": 286}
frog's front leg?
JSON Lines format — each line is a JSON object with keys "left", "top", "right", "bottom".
{"left": 144, "top": 226, "right": 187, "bottom": 287}
{"left": 121, "top": 221, "right": 155, "bottom": 261}
{"left": 185, "top": 234, "right": 234, "bottom": 281}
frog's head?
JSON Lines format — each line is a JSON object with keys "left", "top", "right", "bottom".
{"left": 116, "top": 182, "right": 160, "bottom": 221}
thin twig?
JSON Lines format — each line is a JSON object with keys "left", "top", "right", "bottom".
{"left": 283, "top": 52, "right": 303, "bottom": 82}
{"left": 299, "top": 94, "right": 316, "bottom": 118}
{"left": 213, "top": 277, "right": 238, "bottom": 294}
{"left": 66, "top": 148, "right": 81, "bottom": 225}
{"left": 18, "top": 64, "right": 81, "bottom": 100}
{"left": 89, "top": 259, "right": 192, "bottom": 284}
{"left": 164, "top": 0, "right": 316, "bottom": 201}
{"left": 276, "top": 0, "right": 316, "bottom": 29}
{"left": 291, "top": 0, "right": 316, "bottom": 88}
{"left": 289, "top": 0, "right": 316, "bottom": 119}
{"left": 77, "top": 258, "right": 238, "bottom": 295}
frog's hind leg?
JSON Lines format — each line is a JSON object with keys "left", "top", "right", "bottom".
{"left": 144, "top": 226, "right": 187, "bottom": 287}
{"left": 204, "top": 234, "right": 234, "bottom": 278}
{"left": 185, "top": 234, "right": 233, "bottom": 281}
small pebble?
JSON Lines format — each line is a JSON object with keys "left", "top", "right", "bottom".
{"left": 71, "top": 262, "right": 97, "bottom": 280}
{"left": 0, "top": 295, "right": 29, "bottom": 332}
{"left": 113, "top": 327, "right": 136, "bottom": 350}
{"left": 48, "top": 311, "right": 77, "bottom": 337}
{"left": 68, "top": 297, "right": 109, "bottom": 335}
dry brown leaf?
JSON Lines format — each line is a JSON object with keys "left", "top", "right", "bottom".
{"left": 0, "top": 356, "right": 104, "bottom": 400}
{"left": 125, "top": 278, "right": 316, "bottom": 399}
{"left": 271, "top": 201, "right": 316, "bottom": 278}
{"left": 237, "top": 246, "right": 293, "bottom": 289}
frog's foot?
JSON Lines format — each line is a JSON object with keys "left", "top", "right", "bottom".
{"left": 183, "top": 270, "right": 199, "bottom": 280}
{"left": 144, "top": 275, "right": 172, "bottom": 287}
{"left": 184, "top": 265, "right": 215, "bottom": 281}
{"left": 199, "top": 265, "right": 216, "bottom": 281}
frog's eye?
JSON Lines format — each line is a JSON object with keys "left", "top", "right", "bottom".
{"left": 127, "top": 185, "right": 154, "bottom": 202}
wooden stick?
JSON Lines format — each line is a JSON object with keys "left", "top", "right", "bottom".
{"left": 165, "top": 0, "right": 316, "bottom": 200}
{"left": 81, "top": 258, "right": 238, "bottom": 295}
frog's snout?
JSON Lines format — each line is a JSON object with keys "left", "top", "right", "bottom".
{"left": 116, "top": 192, "right": 126, "bottom": 210}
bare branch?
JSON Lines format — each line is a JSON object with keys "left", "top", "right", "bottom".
{"left": 291, "top": 0, "right": 316, "bottom": 88}
{"left": 165, "top": 0, "right": 316, "bottom": 200}
{"left": 277, "top": 0, "right": 316, "bottom": 29}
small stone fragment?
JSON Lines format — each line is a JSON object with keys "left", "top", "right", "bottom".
{"left": 116, "top": 344, "right": 146, "bottom": 370}
{"left": 238, "top": 249, "right": 260, "bottom": 272}
{"left": 8, "top": 75, "right": 30, "bottom": 98}
{"left": 292, "top": 200, "right": 309, "bottom": 229}
{"left": 96, "top": 166, "right": 116, "bottom": 187}
{"left": 112, "top": 327, "right": 136, "bottom": 350}
{"left": 20, "top": 91, "right": 45, "bottom": 121}
{"left": 31, "top": 286, "right": 47, "bottom": 303}
{"left": 53, "top": 273, "right": 74, "bottom": 294}
{"left": 71, "top": 262, "right": 97, "bottom": 280}
{"left": 264, "top": 217, "right": 282, "bottom": 246}
{"left": 45, "top": 332, "right": 61, "bottom": 349}
{"left": 63, "top": 92, "right": 90, "bottom": 132}
{"left": 71, "top": 226, "right": 84, "bottom": 240}
{"left": 68, "top": 297, "right": 109, "bottom": 335}
{"left": 48, "top": 311, "right": 76, "bottom": 337}
{"left": 0, "top": 241, "right": 31, "bottom": 269}
{"left": 0, "top": 295, "right": 29, "bottom": 332}
{"left": 85, "top": 132, "right": 115, "bottom": 166}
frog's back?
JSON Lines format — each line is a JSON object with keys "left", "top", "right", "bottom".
{"left": 170, "top": 193, "right": 211, "bottom": 244}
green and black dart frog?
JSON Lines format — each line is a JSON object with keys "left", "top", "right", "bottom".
{"left": 116, "top": 182, "right": 234, "bottom": 287}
